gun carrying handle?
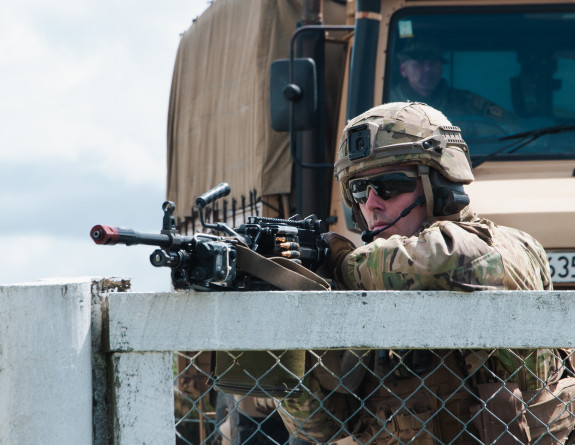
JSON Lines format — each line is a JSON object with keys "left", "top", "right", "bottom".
{"left": 195, "top": 183, "right": 245, "bottom": 240}
{"left": 196, "top": 182, "right": 231, "bottom": 207}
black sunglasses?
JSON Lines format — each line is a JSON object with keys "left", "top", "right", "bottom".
{"left": 349, "top": 171, "right": 418, "bottom": 204}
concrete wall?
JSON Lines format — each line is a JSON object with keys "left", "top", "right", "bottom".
{"left": 0, "top": 278, "right": 93, "bottom": 445}
{"left": 2, "top": 278, "right": 575, "bottom": 444}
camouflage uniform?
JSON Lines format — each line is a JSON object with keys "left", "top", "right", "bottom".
{"left": 279, "top": 211, "right": 565, "bottom": 444}
{"left": 277, "top": 103, "right": 574, "bottom": 445}
{"left": 339, "top": 205, "right": 551, "bottom": 293}
{"left": 390, "top": 79, "right": 517, "bottom": 130}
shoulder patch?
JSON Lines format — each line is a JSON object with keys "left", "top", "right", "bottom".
{"left": 487, "top": 104, "right": 503, "bottom": 119}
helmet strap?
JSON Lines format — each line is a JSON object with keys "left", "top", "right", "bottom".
{"left": 418, "top": 165, "right": 435, "bottom": 223}
{"left": 351, "top": 203, "right": 368, "bottom": 232}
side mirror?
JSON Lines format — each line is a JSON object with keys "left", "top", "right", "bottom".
{"left": 269, "top": 58, "right": 317, "bottom": 132}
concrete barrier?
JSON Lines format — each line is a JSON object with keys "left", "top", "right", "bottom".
{"left": 2, "top": 277, "right": 575, "bottom": 444}
{"left": 0, "top": 278, "right": 93, "bottom": 445}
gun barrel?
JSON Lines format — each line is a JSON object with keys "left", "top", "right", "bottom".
{"left": 90, "top": 225, "right": 172, "bottom": 247}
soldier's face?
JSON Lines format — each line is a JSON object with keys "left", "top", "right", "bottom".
{"left": 357, "top": 166, "right": 427, "bottom": 240}
{"left": 400, "top": 58, "right": 443, "bottom": 97}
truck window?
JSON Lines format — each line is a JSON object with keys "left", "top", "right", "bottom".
{"left": 384, "top": 6, "right": 575, "bottom": 161}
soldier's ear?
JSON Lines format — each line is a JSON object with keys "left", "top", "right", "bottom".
{"left": 430, "top": 170, "right": 470, "bottom": 217}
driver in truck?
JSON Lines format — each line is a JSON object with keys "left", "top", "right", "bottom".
{"left": 390, "top": 38, "right": 518, "bottom": 134}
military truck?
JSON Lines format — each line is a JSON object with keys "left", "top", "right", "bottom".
{"left": 167, "top": 0, "right": 575, "bottom": 292}
{"left": 168, "top": 2, "right": 575, "bottom": 441}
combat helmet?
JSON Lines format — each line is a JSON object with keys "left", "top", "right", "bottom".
{"left": 396, "top": 38, "right": 448, "bottom": 64}
{"left": 334, "top": 102, "right": 474, "bottom": 231}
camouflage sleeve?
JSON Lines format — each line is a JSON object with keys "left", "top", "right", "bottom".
{"left": 339, "top": 220, "right": 504, "bottom": 291}
{"left": 493, "top": 225, "right": 553, "bottom": 291}
{"left": 339, "top": 218, "right": 552, "bottom": 292}
{"left": 277, "top": 375, "right": 358, "bottom": 442}
{"left": 457, "top": 89, "right": 519, "bottom": 126}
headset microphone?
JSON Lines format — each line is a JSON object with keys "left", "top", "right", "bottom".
{"left": 361, "top": 196, "right": 426, "bottom": 243}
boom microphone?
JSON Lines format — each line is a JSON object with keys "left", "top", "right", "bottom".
{"left": 361, "top": 196, "right": 426, "bottom": 243}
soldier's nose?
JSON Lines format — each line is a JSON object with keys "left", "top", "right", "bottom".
{"left": 365, "top": 188, "right": 386, "bottom": 211}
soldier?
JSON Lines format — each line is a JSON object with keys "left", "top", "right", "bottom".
{"left": 277, "top": 102, "right": 575, "bottom": 444}
{"left": 390, "top": 39, "right": 517, "bottom": 134}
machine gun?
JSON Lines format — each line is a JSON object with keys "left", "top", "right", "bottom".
{"left": 90, "top": 183, "right": 327, "bottom": 290}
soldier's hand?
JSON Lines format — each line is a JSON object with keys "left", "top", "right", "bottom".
{"left": 321, "top": 232, "right": 356, "bottom": 280}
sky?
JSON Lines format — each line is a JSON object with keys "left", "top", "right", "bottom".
{"left": 0, "top": 0, "right": 212, "bottom": 292}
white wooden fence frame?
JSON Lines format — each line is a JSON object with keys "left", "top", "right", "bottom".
{"left": 2, "top": 278, "right": 574, "bottom": 445}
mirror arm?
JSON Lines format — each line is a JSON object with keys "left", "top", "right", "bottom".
{"left": 288, "top": 25, "right": 354, "bottom": 169}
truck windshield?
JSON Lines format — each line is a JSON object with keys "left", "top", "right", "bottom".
{"left": 384, "top": 6, "right": 575, "bottom": 162}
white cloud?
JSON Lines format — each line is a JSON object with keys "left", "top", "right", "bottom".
{"left": 0, "top": 0, "right": 210, "bottom": 186}
{"left": 0, "top": 0, "right": 211, "bottom": 288}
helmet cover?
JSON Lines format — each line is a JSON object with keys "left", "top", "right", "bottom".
{"left": 335, "top": 102, "right": 474, "bottom": 209}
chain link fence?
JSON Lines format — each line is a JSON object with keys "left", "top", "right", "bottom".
{"left": 174, "top": 348, "right": 575, "bottom": 445}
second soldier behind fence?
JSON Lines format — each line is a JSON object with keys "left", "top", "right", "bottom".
{"left": 276, "top": 102, "right": 575, "bottom": 444}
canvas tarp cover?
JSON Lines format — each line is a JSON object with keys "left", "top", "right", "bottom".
{"left": 166, "top": 0, "right": 302, "bottom": 218}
